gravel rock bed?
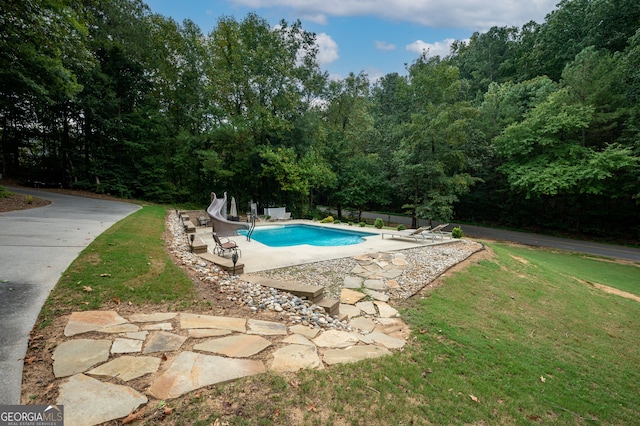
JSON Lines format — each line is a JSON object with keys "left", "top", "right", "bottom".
{"left": 252, "top": 240, "right": 483, "bottom": 300}
{"left": 166, "top": 211, "right": 483, "bottom": 330}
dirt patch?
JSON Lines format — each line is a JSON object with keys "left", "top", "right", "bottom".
{"left": 570, "top": 276, "right": 640, "bottom": 303}
{"left": 591, "top": 283, "right": 640, "bottom": 302}
{"left": 581, "top": 255, "right": 640, "bottom": 268}
{"left": 0, "top": 191, "right": 51, "bottom": 212}
{"left": 84, "top": 252, "right": 101, "bottom": 266}
{"left": 510, "top": 255, "right": 529, "bottom": 264}
{"left": 125, "top": 257, "right": 167, "bottom": 287}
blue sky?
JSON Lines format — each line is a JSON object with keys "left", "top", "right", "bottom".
{"left": 145, "top": 0, "right": 559, "bottom": 81}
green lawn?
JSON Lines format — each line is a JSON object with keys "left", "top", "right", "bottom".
{"left": 396, "top": 244, "right": 640, "bottom": 424}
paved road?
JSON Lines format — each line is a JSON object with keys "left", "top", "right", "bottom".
{"left": 339, "top": 209, "right": 640, "bottom": 262}
{"left": 0, "top": 187, "right": 140, "bottom": 404}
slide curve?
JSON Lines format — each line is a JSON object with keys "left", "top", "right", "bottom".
{"left": 206, "top": 192, "right": 249, "bottom": 237}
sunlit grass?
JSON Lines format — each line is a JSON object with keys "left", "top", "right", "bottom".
{"left": 39, "top": 205, "right": 194, "bottom": 326}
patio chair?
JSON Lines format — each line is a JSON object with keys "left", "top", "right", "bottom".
{"left": 212, "top": 232, "right": 241, "bottom": 257}
{"left": 422, "top": 223, "right": 450, "bottom": 240}
{"left": 276, "top": 212, "right": 292, "bottom": 221}
{"left": 381, "top": 226, "right": 431, "bottom": 242}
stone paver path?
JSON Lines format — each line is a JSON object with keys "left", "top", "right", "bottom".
{"left": 58, "top": 374, "right": 148, "bottom": 426}
{"left": 53, "top": 305, "right": 409, "bottom": 425}
{"left": 47, "top": 248, "right": 423, "bottom": 425}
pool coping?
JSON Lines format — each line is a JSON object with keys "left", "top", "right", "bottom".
{"left": 194, "top": 220, "right": 457, "bottom": 273}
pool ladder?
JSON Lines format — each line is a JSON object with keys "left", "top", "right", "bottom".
{"left": 246, "top": 214, "right": 256, "bottom": 241}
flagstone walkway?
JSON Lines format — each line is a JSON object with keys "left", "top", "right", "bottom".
{"left": 54, "top": 305, "right": 408, "bottom": 425}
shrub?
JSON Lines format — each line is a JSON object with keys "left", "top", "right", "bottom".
{"left": 333, "top": 220, "right": 341, "bottom": 224}
{"left": 359, "top": 222, "right": 366, "bottom": 227}
{"left": 374, "top": 218, "right": 384, "bottom": 229}
{"left": 348, "top": 222, "right": 354, "bottom": 226}
{"left": 0, "top": 186, "right": 12, "bottom": 199}
{"left": 397, "top": 224, "right": 406, "bottom": 231}
{"left": 309, "top": 207, "right": 331, "bottom": 221}
{"left": 320, "top": 215, "right": 334, "bottom": 223}
{"left": 452, "top": 226, "right": 464, "bottom": 238}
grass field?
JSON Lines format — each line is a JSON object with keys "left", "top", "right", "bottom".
{"left": 35, "top": 206, "right": 640, "bottom": 424}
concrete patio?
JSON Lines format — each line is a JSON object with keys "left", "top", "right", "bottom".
{"left": 192, "top": 220, "right": 456, "bottom": 273}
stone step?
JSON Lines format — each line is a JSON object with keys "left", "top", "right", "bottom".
{"left": 183, "top": 220, "right": 196, "bottom": 233}
{"left": 197, "top": 251, "right": 244, "bottom": 275}
{"left": 316, "top": 297, "right": 340, "bottom": 316}
{"left": 190, "top": 236, "right": 208, "bottom": 254}
{"left": 243, "top": 276, "right": 340, "bottom": 316}
{"left": 243, "top": 276, "right": 324, "bottom": 303}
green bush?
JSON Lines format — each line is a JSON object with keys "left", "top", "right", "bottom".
{"left": 0, "top": 186, "right": 13, "bottom": 199}
{"left": 333, "top": 220, "right": 341, "bottom": 224}
{"left": 320, "top": 215, "right": 334, "bottom": 223}
{"left": 452, "top": 226, "right": 464, "bottom": 238}
{"left": 359, "top": 222, "right": 366, "bottom": 227}
{"left": 25, "top": 195, "right": 34, "bottom": 204}
{"left": 397, "top": 224, "right": 406, "bottom": 231}
{"left": 348, "top": 222, "right": 354, "bottom": 226}
{"left": 374, "top": 218, "right": 384, "bottom": 229}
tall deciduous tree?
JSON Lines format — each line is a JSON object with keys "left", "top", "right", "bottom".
{"left": 260, "top": 146, "right": 335, "bottom": 216}
{"left": 0, "top": 0, "right": 89, "bottom": 179}
{"left": 495, "top": 88, "right": 637, "bottom": 198}
{"left": 451, "top": 26, "right": 520, "bottom": 97}
{"left": 561, "top": 46, "right": 629, "bottom": 146}
{"left": 204, "top": 13, "right": 324, "bottom": 208}
{"left": 394, "top": 56, "right": 478, "bottom": 227}
{"left": 322, "top": 72, "right": 380, "bottom": 217}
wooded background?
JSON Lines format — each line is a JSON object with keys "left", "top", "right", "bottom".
{"left": 2, "top": 0, "right": 639, "bottom": 242}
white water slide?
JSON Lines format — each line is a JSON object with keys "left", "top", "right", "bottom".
{"left": 206, "top": 192, "right": 250, "bottom": 237}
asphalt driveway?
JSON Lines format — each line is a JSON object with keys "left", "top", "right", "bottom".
{"left": 0, "top": 187, "right": 140, "bottom": 404}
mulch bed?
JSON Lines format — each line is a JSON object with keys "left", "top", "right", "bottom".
{"left": 0, "top": 191, "right": 51, "bottom": 212}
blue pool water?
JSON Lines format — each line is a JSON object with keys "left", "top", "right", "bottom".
{"left": 238, "top": 224, "right": 375, "bottom": 247}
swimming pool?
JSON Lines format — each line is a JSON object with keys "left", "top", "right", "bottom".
{"left": 238, "top": 224, "right": 376, "bottom": 247}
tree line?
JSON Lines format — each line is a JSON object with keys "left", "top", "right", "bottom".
{"left": 2, "top": 0, "right": 639, "bottom": 241}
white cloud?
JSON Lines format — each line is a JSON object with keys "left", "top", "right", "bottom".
{"left": 375, "top": 41, "right": 396, "bottom": 51}
{"left": 364, "top": 67, "right": 385, "bottom": 83}
{"left": 301, "top": 13, "right": 328, "bottom": 25}
{"left": 315, "top": 32, "right": 339, "bottom": 65}
{"left": 274, "top": 24, "right": 338, "bottom": 66}
{"left": 406, "top": 38, "right": 459, "bottom": 58}
{"left": 228, "top": 0, "right": 558, "bottom": 30}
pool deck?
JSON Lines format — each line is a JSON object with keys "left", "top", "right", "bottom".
{"left": 193, "top": 220, "right": 456, "bottom": 273}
